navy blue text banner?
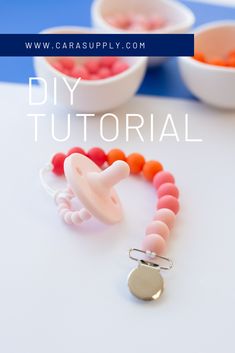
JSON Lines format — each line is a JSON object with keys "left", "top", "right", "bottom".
{"left": 0, "top": 34, "right": 194, "bottom": 56}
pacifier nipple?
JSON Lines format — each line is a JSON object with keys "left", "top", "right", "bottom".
{"left": 87, "top": 161, "right": 130, "bottom": 197}
{"left": 64, "top": 153, "right": 130, "bottom": 224}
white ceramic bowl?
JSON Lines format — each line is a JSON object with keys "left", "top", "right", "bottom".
{"left": 91, "top": 0, "right": 195, "bottom": 66}
{"left": 33, "top": 26, "right": 147, "bottom": 113}
{"left": 178, "top": 21, "right": 235, "bottom": 110}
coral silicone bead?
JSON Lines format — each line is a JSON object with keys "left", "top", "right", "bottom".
{"left": 58, "top": 57, "right": 76, "bottom": 70}
{"left": 143, "top": 160, "right": 163, "bottom": 181}
{"left": 142, "top": 234, "right": 166, "bottom": 255}
{"left": 87, "top": 147, "right": 107, "bottom": 167}
{"left": 100, "top": 57, "right": 118, "bottom": 68}
{"left": 84, "top": 60, "right": 101, "bottom": 74}
{"left": 67, "top": 147, "right": 86, "bottom": 156}
{"left": 153, "top": 171, "right": 175, "bottom": 189}
{"left": 51, "top": 153, "right": 66, "bottom": 176}
{"left": 145, "top": 221, "right": 170, "bottom": 240}
{"left": 157, "top": 195, "right": 180, "bottom": 215}
{"left": 153, "top": 209, "right": 176, "bottom": 230}
{"left": 107, "top": 149, "right": 126, "bottom": 165}
{"left": 127, "top": 153, "right": 145, "bottom": 174}
{"left": 157, "top": 183, "right": 179, "bottom": 199}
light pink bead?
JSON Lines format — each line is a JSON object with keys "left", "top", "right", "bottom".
{"left": 64, "top": 211, "right": 73, "bottom": 225}
{"left": 157, "top": 195, "right": 180, "bottom": 214}
{"left": 153, "top": 208, "right": 176, "bottom": 229}
{"left": 157, "top": 183, "right": 179, "bottom": 199}
{"left": 71, "top": 212, "right": 82, "bottom": 225}
{"left": 153, "top": 171, "right": 175, "bottom": 189}
{"left": 142, "top": 234, "right": 166, "bottom": 255}
{"left": 145, "top": 221, "right": 169, "bottom": 240}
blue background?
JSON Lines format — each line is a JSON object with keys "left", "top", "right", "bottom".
{"left": 0, "top": 0, "right": 234, "bottom": 99}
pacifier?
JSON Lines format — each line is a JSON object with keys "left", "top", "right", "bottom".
{"left": 40, "top": 153, "right": 130, "bottom": 226}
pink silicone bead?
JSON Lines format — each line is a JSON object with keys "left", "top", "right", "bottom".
{"left": 157, "top": 183, "right": 179, "bottom": 199}
{"left": 142, "top": 234, "right": 166, "bottom": 255}
{"left": 85, "top": 60, "right": 100, "bottom": 74}
{"left": 153, "top": 208, "right": 176, "bottom": 229}
{"left": 70, "top": 66, "right": 90, "bottom": 80}
{"left": 58, "top": 57, "right": 76, "bottom": 70}
{"left": 112, "top": 61, "right": 129, "bottom": 75}
{"left": 100, "top": 57, "right": 118, "bottom": 68}
{"left": 145, "top": 220, "right": 170, "bottom": 240}
{"left": 157, "top": 195, "right": 180, "bottom": 215}
{"left": 153, "top": 171, "right": 175, "bottom": 189}
{"left": 98, "top": 67, "right": 111, "bottom": 79}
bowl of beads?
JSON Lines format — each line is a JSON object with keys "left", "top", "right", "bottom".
{"left": 34, "top": 26, "right": 147, "bottom": 113}
{"left": 91, "top": 0, "right": 195, "bottom": 66}
{"left": 178, "top": 21, "right": 235, "bottom": 110}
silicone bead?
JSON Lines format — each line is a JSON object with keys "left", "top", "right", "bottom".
{"left": 71, "top": 212, "right": 82, "bottom": 225}
{"left": 64, "top": 211, "right": 73, "bottom": 225}
{"left": 87, "top": 147, "right": 107, "bottom": 167}
{"left": 157, "top": 183, "right": 179, "bottom": 199}
{"left": 70, "top": 66, "right": 90, "bottom": 80}
{"left": 157, "top": 195, "right": 180, "bottom": 215}
{"left": 127, "top": 153, "right": 145, "bottom": 174}
{"left": 107, "top": 149, "right": 126, "bottom": 165}
{"left": 142, "top": 160, "right": 163, "bottom": 181}
{"left": 98, "top": 67, "right": 111, "bottom": 79}
{"left": 153, "top": 171, "right": 175, "bottom": 189}
{"left": 85, "top": 60, "right": 100, "bottom": 74}
{"left": 145, "top": 221, "right": 170, "bottom": 240}
{"left": 67, "top": 147, "right": 86, "bottom": 156}
{"left": 142, "top": 234, "right": 166, "bottom": 255}
{"left": 51, "top": 153, "right": 66, "bottom": 176}
{"left": 58, "top": 57, "right": 76, "bottom": 70}
{"left": 100, "top": 57, "right": 118, "bottom": 68}
{"left": 112, "top": 61, "right": 129, "bottom": 75}
{"left": 153, "top": 208, "right": 176, "bottom": 229}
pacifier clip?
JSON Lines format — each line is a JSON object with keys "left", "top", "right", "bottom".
{"left": 40, "top": 147, "right": 180, "bottom": 301}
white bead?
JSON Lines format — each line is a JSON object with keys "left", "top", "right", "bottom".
{"left": 58, "top": 203, "right": 70, "bottom": 211}
{"left": 59, "top": 208, "right": 69, "bottom": 218}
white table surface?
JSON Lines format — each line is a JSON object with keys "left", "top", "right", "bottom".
{"left": 0, "top": 83, "right": 235, "bottom": 353}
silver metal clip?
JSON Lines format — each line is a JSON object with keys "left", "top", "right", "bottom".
{"left": 128, "top": 248, "right": 173, "bottom": 301}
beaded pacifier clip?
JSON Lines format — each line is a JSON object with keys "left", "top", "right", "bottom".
{"left": 40, "top": 147, "right": 180, "bottom": 301}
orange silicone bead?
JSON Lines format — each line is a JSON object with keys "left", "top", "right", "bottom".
{"left": 227, "top": 56, "right": 235, "bottom": 68}
{"left": 193, "top": 52, "right": 206, "bottom": 63}
{"left": 127, "top": 153, "right": 145, "bottom": 174}
{"left": 143, "top": 160, "right": 163, "bottom": 181}
{"left": 107, "top": 149, "right": 126, "bottom": 165}
{"left": 208, "top": 57, "right": 227, "bottom": 67}
{"left": 228, "top": 49, "right": 235, "bottom": 58}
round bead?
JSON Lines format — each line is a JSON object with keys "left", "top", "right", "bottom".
{"left": 157, "top": 183, "right": 179, "bottom": 199}
{"left": 58, "top": 57, "right": 76, "bottom": 70}
{"left": 112, "top": 61, "right": 129, "bottom": 75}
{"left": 98, "top": 67, "right": 111, "bottom": 79}
{"left": 71, "top": 212, "right": 82, "bottom": 225}
{"left": 157, "top": 195, "right": 180, "bottom": 215}
{"left": 84, "top": 60, "right": 100, "bottom": 74}
{"left": 142, "top": 234, "right": 166, "bottom": 255}
{"left": 67, "top": 147, "right": 86, "bottom": 157}
{"left": 153, "top": 208, "right": 176, "bottom": 229}
{"left": 107, "top": 149, "right": 126, "bottom": 165}
{"left": 87, "top": 147, "right": 107, "bottom": 167}
{"left": 69, "top": 66, "right": 90, "bottom": 80}
{"left": 64, "top": 211, "right": 73, "bottom": 225}
{"left": 127, "top": 153, "right": 145, "bottom": 174}
{"left": 142, "top": 160, "right": 163, "bottom": 181}
{"left": 153, "top": 171, "right": 175, "bottom": 189}
{"left": 51, "top": 153, "right": 66, "bottom": 176}
{"left": 100, "top": 57, "right": 118, "bottom": 68}
{"left": 145, "top": 221, "right": 170, "bottom": 240}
